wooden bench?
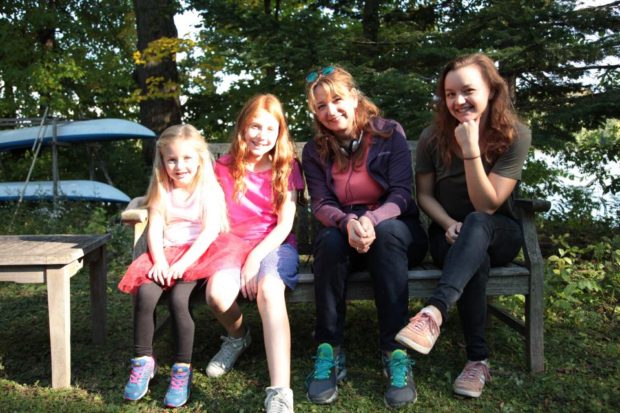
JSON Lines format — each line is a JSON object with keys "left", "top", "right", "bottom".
{"left": 121, "top": 141, "right": 550, "bottom": 373}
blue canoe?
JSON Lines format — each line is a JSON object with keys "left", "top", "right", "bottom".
{"left": 0, "top": 118, "right": 156, "bottom": 151}
{"left": 0, "top": 180, "right": 131, "bottom": 203}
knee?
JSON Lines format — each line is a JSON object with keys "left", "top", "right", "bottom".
{"left": 257, "top": 277, "right": 285, "bottom": 309}
{"left": 374, "top": 219, "right": 410, "bottom": 248}
{"left": 314, "top": 227, "right": 347, "bottom": 253}
{"left": 206, "top": 279, "right": 237, "bottom": 313}
{"left": 463, "top": 212, "right": 493, "bottom": 228}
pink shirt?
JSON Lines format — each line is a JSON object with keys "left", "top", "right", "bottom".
{"left": 162, "top": 189, "right": 202, "bottom": 247}
{"left": 215, "top": 154, "right": 304, "bottom": 244}
{"left": 331, "top": 144, "right": 384, "bottom": 209}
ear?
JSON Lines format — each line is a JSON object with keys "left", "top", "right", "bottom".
{"left": 489, "top": 89, "right": 496, "bottom": 100}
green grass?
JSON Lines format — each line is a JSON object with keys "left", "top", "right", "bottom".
{"left": 0, "top": 224, "right": 618, "bottom": 412}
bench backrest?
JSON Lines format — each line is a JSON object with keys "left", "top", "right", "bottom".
{"left": 207, "top": 140, "right": 418, "bottom": 256}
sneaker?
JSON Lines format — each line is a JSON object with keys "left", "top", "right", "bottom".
{"left": 306, "top": 343, "right": 347, "bottom": 404}
{"left": 123, "top": 356, "right": 156, "bottom": 401}
{"left": 395, "top": 311, "right": 441, "bottom": 355}
{"left": 264, "top": 386, "right": 294, "bottom": 413}
{"left": 453, "top": 360, "right": 491, "bottom": 398}
{"left": 164, "top": 363, "right": 193, "bottom": 407}
{"left": 206, "top": 327, "right": 251, "bottom": 378}
{"left": 382, "top": 350, "right": 417, "bottom": 408}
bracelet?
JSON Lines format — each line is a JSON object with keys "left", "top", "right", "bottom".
{"left": 463, "top": 154, "right": 481, "bottom": 160}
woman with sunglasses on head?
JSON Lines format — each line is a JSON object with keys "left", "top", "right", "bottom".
{"left": 301, "top": 65, "right": 428, "bottom": 409}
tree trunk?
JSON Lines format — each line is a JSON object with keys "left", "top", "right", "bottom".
{"left": 362, "top": 0, "right": 380, "bottom": 42}
{"left": 133, "top": 0, "right": 181, "bottom": 167}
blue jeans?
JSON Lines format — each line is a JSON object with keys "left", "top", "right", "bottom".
{"left": 426, "top": 212, "right": 522, "bottom": 361}
{"left": 312, "top": 215, "right": 428, "bottom": 352}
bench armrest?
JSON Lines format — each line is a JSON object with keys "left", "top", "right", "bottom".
{"left": 121, "top": 196, "right": 148, "bottom": 258}
{"left": 514, "top": 198, "right": 552, "bottom": 213}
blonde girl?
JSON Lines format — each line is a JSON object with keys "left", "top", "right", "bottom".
{"left": 118, "top": 124, "right": 249, "bottom": 408}
{"left": 205, "top": 94, "right": 304, "bottom": 413}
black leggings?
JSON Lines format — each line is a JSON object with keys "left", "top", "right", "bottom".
{"left": 133, "top": 281, "right": 199, "bottom": 364}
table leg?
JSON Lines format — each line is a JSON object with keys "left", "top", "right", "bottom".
{"left": 88, "top": 245, "right": 108, "bottom": 344}
{"left": 46, "top": 267, "right": 71, "bottom": 388}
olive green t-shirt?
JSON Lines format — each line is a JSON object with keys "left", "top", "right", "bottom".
{"left": 415, "top": 123, "right": 531, "bottom": 221}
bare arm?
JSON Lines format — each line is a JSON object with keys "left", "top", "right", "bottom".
{"left": 456, "top": 120, "right": 518, "bottom": 213}
{"left": 146, "top": 206, "right": 168, "bottom": 285}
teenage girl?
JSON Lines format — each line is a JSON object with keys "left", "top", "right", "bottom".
{"left": 396, "top": 53, "right": 531, "bottom": 398}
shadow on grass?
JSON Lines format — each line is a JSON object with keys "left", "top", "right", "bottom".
{"left": 1, "top": 272, "right": 618, "bottom": 412}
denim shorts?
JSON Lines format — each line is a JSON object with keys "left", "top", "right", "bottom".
{"left": 221, "top": 243, "right": 299, "bottom": 290}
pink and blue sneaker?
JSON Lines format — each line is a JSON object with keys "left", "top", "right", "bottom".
{"left": 164, "top": 363, "right": 193, "bottom": 408}
{"left": 123, "top": 356, "right": 156, "bottom": 401}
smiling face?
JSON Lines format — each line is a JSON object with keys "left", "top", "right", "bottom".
{"left": 313, "top": 84, "right": 358, "bottom": 138}
{"left": 161, "top": 138, "right": 200, "bottom": 189}
{"left": 444, "top": 64, "right": 492, "bottom": 125}
{"left": 243, "top": 108, "right": 280, "bottom": 164}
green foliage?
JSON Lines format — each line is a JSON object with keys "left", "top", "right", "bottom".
{"left": 545, "top": 233, "right": 620, "bottom": 325}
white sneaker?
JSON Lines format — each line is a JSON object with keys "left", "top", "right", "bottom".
{"left": 265, "top": 386, "right": 294, "bottom": 413}
{"left": 206, "top": 327, "right": 251, "bottom": 378}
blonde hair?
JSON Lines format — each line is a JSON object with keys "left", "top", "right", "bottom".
{"left": 305, "top": 65, "right": 389, "bottom": 171}
{"left": 144, "top": 124, "right": 229, "bottom": 232}
{"left": 227, "top": 94, "right": 297, "bottom": 213}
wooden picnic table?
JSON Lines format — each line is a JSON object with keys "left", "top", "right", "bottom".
{"left": 0, "top": 234, "right": 110, "bottom": 388}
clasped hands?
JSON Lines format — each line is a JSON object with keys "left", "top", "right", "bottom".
{"left": 148, "top": 260, "right": 188, "bottom": 287}
{"left": 347, "top": 216, "right": 376, "bottom": 253}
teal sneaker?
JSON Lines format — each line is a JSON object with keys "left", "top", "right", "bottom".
{"left": 382, "top": 350, "right": 417, "bottom": 408}
{"left": 164, "top": 363, "right": 192, "bottom": 408}
{"left": 306, "top": 343, "right": 347, "bottom": 404}
{"left": 123, "top": 356, "right": 156, "bottom": 401}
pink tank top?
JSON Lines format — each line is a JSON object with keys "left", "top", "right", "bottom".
{"left": 332, "top": 144, "right": 384, "bottom": 208}
{"left": 162, "top": 189, "right": 203, "bottom": 247}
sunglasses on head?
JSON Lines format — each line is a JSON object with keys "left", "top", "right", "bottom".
{"left": 305, "top": 66, "right": 335, "bottom": 83}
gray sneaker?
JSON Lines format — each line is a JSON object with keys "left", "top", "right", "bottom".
{"left": 306, "top": 343, "right": 347, "bottom": 404}
{"left": 206, "top": 327, "right": 251, "bottom": 378}
{"left": 382, "top": 349, "right": 417, "bottom": 408}
{"left": 264, "top": 386, "right": 294, "bottom": 413}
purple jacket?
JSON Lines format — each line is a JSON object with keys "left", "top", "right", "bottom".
{"left": 302, "top": 117, "right": 419, "bottom": 232}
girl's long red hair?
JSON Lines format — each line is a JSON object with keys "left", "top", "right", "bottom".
{"left": 228, "top": 94, "right": 296, "bottom": 213}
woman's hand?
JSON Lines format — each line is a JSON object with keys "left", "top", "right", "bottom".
{"left": 454, "top": 119, "right": 480, "bottom": 158}
{"left": 240, "top": 253, "right": 261, "bottom": 301}
{"left": 148, "top": 261, "right": 169, "bottom": 286}
{"left": 445, "top": 221, "right": 463, "bottom": 245}
{"left": 347, "top": 217, "right": 376, "bottom": 253}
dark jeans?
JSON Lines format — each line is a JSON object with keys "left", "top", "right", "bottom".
{"left": 134, "top": 280, "right": 200, "bottom": 363}
{"left": 426, "top": 212, "right": 522, "bottom": 361}
{"left": 313, "top": 215, "right": 428, "bottom": 352}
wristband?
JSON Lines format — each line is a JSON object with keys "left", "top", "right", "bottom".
{"left": 463, "top": 154, "right": 481, "bottom": 160}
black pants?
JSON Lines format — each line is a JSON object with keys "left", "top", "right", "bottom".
{"left": 133, "top": 281, "right": 199, "bottom": 363}
{"left": 312, "top": 215, "right": 428, "bottom": 352}
{"left": 426, "top": 212, "right": 522, "bottom": 361}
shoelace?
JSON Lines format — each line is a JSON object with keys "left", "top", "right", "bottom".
{"left": 169, "top": 368, "right": 190, "bottom": 390}
{"left": 265, "top": 390, "right": 291, "bottom": 413}
{"left": 388, "top": 356, "right": 413, "bottom": 388}
{"left": 411, "top": 312, "right": 439, "bottom": 336}
{"left": 129, "top": 361, "right": 150, "bottom": 384}
{"left": 312, "top": 352, "right": 335, "bottom": 380}
{"left": 459, "top": 361, "right": 491, "bottom": 384}
{"left": 215, "top": 335, "right": 243, "bottom": 363}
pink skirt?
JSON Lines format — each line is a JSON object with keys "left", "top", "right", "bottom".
{"left": 118, "top": 232, "right": 252, "bottom": 295}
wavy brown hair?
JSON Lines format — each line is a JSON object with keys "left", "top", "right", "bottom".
{"left": 432, "top": 53, "right": 519, "bottom": 166}
{"left": 144, "top": 124, "right": 228, "bottom": 232}
{"left": 305, "top": 65, "right": 390, "bottom": 171}
{"left": 227, "top": 94, "right": 296, "bottom": 213}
